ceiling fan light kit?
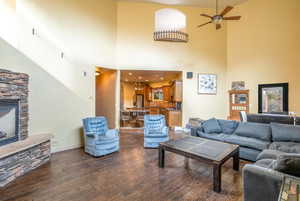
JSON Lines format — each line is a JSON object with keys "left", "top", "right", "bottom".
{"left": 197, "top": 0, "right": 241, "bottom": 30}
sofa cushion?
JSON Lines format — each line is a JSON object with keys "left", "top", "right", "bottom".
{"left": 197, "top": 132, "right": 229, "bottom": 142}
{"left": 269, "top": 142, "right": 300, "bottom": 153}
{"left": 202, "top": 118, "right": 222, "bottom": 134}
{"left": 272, "top": 154, "right": 300, "bottom": 177}
{"left": 239, "top": 147, "right": 261, "bottom": 162}
{"left": 255, "top": 159, "right": 277, "bottom": 168}
{"left": 271, "top": 123, "right": 300, "bottom": 142}
{"left": 217, "top": 119, "right": 239, "bottom": 134}
{"left": 256, "top": 149, "right": 286, "bottom": 161}
{"left": 223, "top": 135, "right": 270, "bottom": 151}
{"left": 234, "top": 122, "right": 271, "bottom": 141}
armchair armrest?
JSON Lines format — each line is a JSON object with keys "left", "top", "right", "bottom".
{"left": 84, "top": 132, "right": 97, "bottom": 138}
{"left": 162, "top": 126, "right": 169, "bottom": 135}
{"left": 106, "top": 129, "right": 119, "bottom": 137}
{"left": 243, "top": 164, "right": 283, "bottom": 201}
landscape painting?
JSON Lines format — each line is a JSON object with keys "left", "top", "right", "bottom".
{"left": 258, "top": 83, "right": 289, "bottom": 114}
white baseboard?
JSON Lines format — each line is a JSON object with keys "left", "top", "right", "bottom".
{"left": 51, "top": 144, "right": 83, "bottom": 153}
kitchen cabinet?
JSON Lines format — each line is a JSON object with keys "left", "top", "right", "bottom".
{"left": 162, "top": 86, "right": 171, "bottom": 101}
{"left": 161, "top": 109, "right": 182, "bottom": 128}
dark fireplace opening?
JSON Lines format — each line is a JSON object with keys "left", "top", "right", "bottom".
{"left": 0, "top": 99, "right": 20, "bottom": 146}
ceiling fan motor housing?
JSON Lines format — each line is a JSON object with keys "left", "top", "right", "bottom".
{"left": 212, "top": 15, "right": 223, "bottom": 24}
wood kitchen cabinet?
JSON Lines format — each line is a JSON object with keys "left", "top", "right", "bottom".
{"left": 161, "top": 109, "right": 182, "bottom": 128}
{"left": 162, "top": 86, "right": 171, "bottom": 101}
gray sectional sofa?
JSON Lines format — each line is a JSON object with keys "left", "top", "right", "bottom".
{"left": 190, "top": 118, "right": 297, "bottom": 161}
{"left": 191, "top": 118, "right": 300, "bottom": 201}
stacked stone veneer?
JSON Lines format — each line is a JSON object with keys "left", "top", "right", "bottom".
{"left": 0, "top": 69, "right": 51, "bottom": 187}
{"left": 0, "top": 140, "right": 51, "bottom": 187}
{"left": 0, "top": 69, "right": 29, "bottom": 140}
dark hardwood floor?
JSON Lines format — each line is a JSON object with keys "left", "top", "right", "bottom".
{"left": 0, "top": 132, "right": 247, "bottom": 201}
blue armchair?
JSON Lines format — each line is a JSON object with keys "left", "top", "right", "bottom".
{"left": 82, "top": 117, "right": 119, "bottom": 157}
{"left": 144, "top": 115, "right": 169, "bottom": 148}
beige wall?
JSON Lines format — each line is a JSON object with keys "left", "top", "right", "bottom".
{"left": 227, "top": 0, "right": 300, "bottom": 114}
{"left": 116, "top": 2, "right": 228, "bottom": 123}
{"left": 96, "top": 70, "right": 117, "bottom": 128}
{"left": 0, "top": 38, "right": 91, "bottom": 152}
{"left": 18, "top": 0, "right": 117, "bottom": 67}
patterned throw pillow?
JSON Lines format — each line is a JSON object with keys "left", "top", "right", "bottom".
{"left": 273, "top": 154, "right": 300, "bottom": 177}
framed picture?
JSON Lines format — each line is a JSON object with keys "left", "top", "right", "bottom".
{"left": 198, "top": 74, "right": 217, "bottom": 94}
{"left": 258, "top": 83, "right": 289, "bottom": 114}
{"left": 232, "top": 81, "right": 245, "bottom": 90}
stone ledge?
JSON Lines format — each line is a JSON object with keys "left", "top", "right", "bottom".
{"left": 0, "top": 134, "right": 53, "bottom": 159}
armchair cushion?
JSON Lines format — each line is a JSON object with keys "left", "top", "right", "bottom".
{"left": 269, "top": 142, "right": 300, "bottom": 153}
{"left": 202, "top": 118, "right": 222, "bottom": 134}
{"left": 256, "top": 149, "right": 285, "bottom": 161}
{"left": 272, "top": 154, "right": 300, "bottom": 177}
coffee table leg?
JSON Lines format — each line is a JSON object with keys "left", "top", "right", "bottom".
{"left": 213, "top": 164, "right": 221, "bottom": 193}
{"left": 159, "top": 146, "right": 165, "bottom": 168}
{"left": 184, "top": 157, "right": 189, "bottom": 169}
{"left": 233, "top": 151, "right": 239, "bottom": 171}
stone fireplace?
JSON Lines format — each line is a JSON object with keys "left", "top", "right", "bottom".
{"left": 0, "top": 69, "right": 29, "bottom": 142}
{"left": 0, "top": 99, "right": 20, "bottom": 146}
{"left": 0, "top": 69, "right": 51, "bottom": 187}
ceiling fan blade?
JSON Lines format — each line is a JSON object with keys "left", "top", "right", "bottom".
{"left": 200, "top": 14, "right": 213, "bottom": 19}
{"left": 223, "top": 16, "right": 241, "bottom": 20}
{"left": 197, "top": 21, "right": 212, "bottom": 28}
{"left": 220, "top": 6, "right": 234, "bottom": 16}
{"left": 216, "top": 24, "right": 221, "bottom": 30}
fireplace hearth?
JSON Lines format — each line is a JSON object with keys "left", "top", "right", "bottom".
{"left": 0, "top": 99, "right": 20, "bottom": 146}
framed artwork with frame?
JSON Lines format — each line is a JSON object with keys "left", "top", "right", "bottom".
{"left": 258, "top": 83, "right": 289, "bottom": 114}
{"left": 198, "top": 74, "right": 217, "bottom": 95}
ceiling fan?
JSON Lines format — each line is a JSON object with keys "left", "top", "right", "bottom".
{"left": 197, "top": 0, "right": 241, "bottom": 30}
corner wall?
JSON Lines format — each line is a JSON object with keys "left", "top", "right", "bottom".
{"left": 227, "top": 0, "right": 300, "bottom": 114}
{"left": 96, "top": 70, "right": 117, "bottom": 129}
{"left": 0, "top": 38, "right": 91, "bottom": 152}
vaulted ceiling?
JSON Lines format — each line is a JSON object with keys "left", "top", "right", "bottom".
{"left": 118, "top": 0, "right": 247, "bottom": 8}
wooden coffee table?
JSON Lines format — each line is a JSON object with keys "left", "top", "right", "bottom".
{"left": 158, "top": 136, "right": 239, "bottom": 193}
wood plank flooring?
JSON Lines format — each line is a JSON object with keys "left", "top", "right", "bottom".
{"left": 0, "top": 132, "right": 247, "bottom": 201}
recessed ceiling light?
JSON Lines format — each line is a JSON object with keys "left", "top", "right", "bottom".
{"left": 95, "top": 72, "right": 101, "bottom": 76}
{"left": 125, "top": 79, "right": 129, "bottom": 82}
{"left": 160, "top": 77, "right": 164, "bottom": 80}
{"left": 138, "top": 76, "right": 142, "bottom": 80}
{"left": 145, "top": 80, "right": 149, "bottom": 82}
{"left": 128, "top": 72, "right": 133, "bottom": 76}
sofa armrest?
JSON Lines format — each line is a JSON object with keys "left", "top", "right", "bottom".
{"left": 190, "top": 126, "right": 202, "bottom": 137}
{"left": 243, "top": 164, "right": 283, "bottom": 201}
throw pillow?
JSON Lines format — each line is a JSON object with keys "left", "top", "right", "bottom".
{"left": 202, "top": 118, "right": 222, "bottom": 134}
{"left": 272, "top": 154, "right": 300, "bottom": 177}
{"left": 234, "top": 122, "right": 272, "bottom": 141}
{"left": 217, "top": 119, "right": 239, "bottom": 134}
{"left": 271, "top": 123, "right": 300, "bottom": 142}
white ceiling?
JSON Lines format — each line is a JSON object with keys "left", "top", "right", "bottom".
{"left": 118, "top": 0, "right": 247, "bottom": 8}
